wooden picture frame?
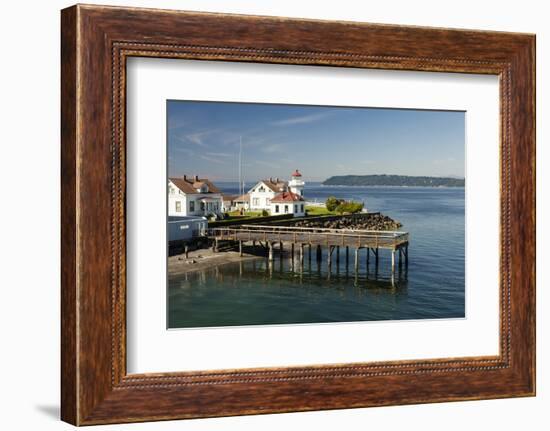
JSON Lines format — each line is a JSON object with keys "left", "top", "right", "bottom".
{"left": 61, "top": 4, "right": 535, "bottom": 425}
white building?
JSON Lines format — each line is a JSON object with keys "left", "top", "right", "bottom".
{"left": 247, "top": 177, "right": 288, "bottom": 211}
{"left": 234, "top": 194, "right": 250, "bottom": 211}
{"left": 289, "top": 169, "right": 304, "bottom": 196}
{"left": 168, "top": 175, "right": 223, "bottom": 218}
{"left": 168, "top": 216, "right": 208, "bottom": 242}
{"left": 221, "top": 194, "right": 238, "bottom": 213}
{"left": 269, "top": 191, "right": 306, "bottom": 217}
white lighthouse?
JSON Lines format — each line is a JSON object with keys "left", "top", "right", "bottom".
{"left": 289, "top": 169, "right": 305, "bottom": 197}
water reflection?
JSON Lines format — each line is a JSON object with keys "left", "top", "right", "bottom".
{"left": 169, "top": 252, "right": 410, "bottom": 329}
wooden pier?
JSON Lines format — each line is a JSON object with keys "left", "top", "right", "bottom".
{"left": 208, "top": 224, "right": 409, "bottom": 273}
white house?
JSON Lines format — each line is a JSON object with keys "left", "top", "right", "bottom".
{"left": 247, "top": 177, "right": 288, "bottom": 211}
{"left": 168, "top": 175, "right": 223, "bottom": 217}
{"left": 269, "top": 191, "right": 306, "bottom": 217}
{"left": 221, "top": 194, "right": 238, "bottom": 213}
{"left": 234, "top": 194, "right": 250, "bottom": 211}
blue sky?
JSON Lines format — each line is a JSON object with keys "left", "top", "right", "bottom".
{"left": 168, "top": 100, "right": 465, "bottom": 182}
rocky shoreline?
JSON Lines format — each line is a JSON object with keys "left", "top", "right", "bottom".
{"left": 289, "top": 213, "right": 402, "bottom": 231}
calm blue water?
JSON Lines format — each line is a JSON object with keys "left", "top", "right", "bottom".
{"left": 168, "top": 183, "right": 465, "bottom": 328}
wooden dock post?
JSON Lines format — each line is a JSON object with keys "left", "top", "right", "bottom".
{"left": 268, "top": 242, "right": 274, "bottom": 261}
{"left": 345, "top": 246, "right": 349, "bottom": 268}
{"left": 391, "top": 250, "right": 396, "bottom": 273}
{"left": 207, "top": 225, "right": 409, "bottom": 274}
{"left": 185, "top": 244, "right": 189, "bottom": 259}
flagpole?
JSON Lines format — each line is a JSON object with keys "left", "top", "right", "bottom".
{"left": 239, "top": 136, "right": 243, "bottom": 197}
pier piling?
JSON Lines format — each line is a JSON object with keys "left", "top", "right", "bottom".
{"left": 346, "top": 246, "right": 349, "bottom": 267}
{"left": 208, "top": 225, "right": 409, "bottom": 277}
{"left": 268, "top": 242, "right": 274, "bottom": 261}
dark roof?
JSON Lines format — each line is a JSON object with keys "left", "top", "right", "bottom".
{"left": 270, "top": 191, "right": 305, "bottom": 203}
{"left": 169, "top": 176, "right": 221, "bottom": 194}
{"left": 222, "top": 194, "right": 238, "bottom": 201}
{"left": 259, "top": 179, "right": 288, "bottom": 193}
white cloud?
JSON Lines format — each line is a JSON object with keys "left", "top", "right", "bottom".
{"left": 261, "top": 143, "right": 285, "bottom": 154}
{"left": 270, "top": 111, "right": 336, "bottom": 126}
{"left": 200, "top": 154, "right": 227, "bottom": 165}
{"left": 205, "top": 151, "right": 232, "bottom": 158}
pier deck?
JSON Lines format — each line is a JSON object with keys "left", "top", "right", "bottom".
{"left": 208, "top": 224, "right": 409, "bottom": 272}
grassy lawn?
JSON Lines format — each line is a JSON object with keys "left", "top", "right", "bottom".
{"left": 227, "top": 210, "right": 263, "bottom": 218}
{"left": 305, "top": 205, "right": 335, "bottom": 216}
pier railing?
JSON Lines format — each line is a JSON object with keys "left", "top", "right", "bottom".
{"left": 208, "top": 224, "right": 409, "bottom": 250}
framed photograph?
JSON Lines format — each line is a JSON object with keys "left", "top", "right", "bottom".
{"left": 61, "top": 4, "right": 535, "bottom": 425}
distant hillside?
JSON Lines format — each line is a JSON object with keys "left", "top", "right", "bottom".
{"left": 322, "top": 175, "right": 465, "bottom": 187}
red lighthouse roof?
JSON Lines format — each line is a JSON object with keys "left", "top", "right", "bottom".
{"left": 270, "top": 191, "right": 304, "bottom": 203}
{"left": 291, "top": 169, "right": 302, "bottom": 177}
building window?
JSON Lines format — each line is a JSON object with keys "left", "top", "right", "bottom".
{"left": 252, "top": 197, "right": 260, "bottom": 207}
{"left": 301, "top": 204, "right": 304, "bottom": 212}
{"left": 189, "top": 201, "right": 195, "bottom": 212}
{"left": 175, "top": 201, "right": 181, "bottom": 212}
{"left": 284, "top": 205, "right": 289, "bottom": 213}
{"left": 266, "top": 198, "right": 270, "bottom": 206}
{"left": 294, "top": 204, "right": 298, "bottom": 213}
{"left": 275, "top": 205, "right": 279, "bottom": 213}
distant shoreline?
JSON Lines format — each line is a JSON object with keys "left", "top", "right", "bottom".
{"left": 323, "top": 174, "right": 465, "bottom": 188}
{"left": 319, "top": 184, "right": 465, "bottom": 189}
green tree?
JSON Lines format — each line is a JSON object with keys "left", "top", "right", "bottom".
{"left": 336, "top": 201, "right": 364, "bottom": 214}
{"left": 325, "top": 196, "right": 340, "bottom": 212}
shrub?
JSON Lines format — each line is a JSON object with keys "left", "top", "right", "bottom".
{"left": 325, "top": 196, "right": 341, "bottom": 212}
{"left": 261, "top": 209, "right": 269, "bottom": 217}
{"left": 336, "top": 201, "right": 364, "bottom": 214}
